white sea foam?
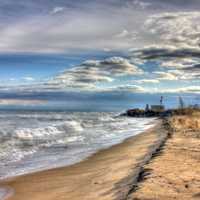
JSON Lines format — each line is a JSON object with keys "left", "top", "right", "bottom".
{"left": 15, "top": 126, "right": 62, "bottom": 140}
{"left": 0, "top": 111, "right": 157, "bottom": 179}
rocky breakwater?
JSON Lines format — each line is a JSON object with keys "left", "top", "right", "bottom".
{"left": 124, "top": 109, "right": 172, "bottom": 118}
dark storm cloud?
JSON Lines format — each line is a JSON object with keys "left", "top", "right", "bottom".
{"left": 131, "top": 45, "right": 200, "bottom": 80}
{"left": 132, "top": 46, "right": 200, "bottom": 60}
{"left": 152, "top": 0, "right": 200, "bottom": 7}
{"left": 184, "top": 64, "right": 200, "bottom": 71}
{"left": 144, "top": 0, "right": 200, "bottom": 10}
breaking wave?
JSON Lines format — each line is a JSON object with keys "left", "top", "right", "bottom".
{"left": 0, "top": 111, "right": 157, "bottom": 179}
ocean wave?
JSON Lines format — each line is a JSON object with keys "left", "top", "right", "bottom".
{"left": 0, "top": 119, "right": 84, "bottom": 141}
{"left": 0, "top": 118, "right": 85, "bottom": 166}
{"left": 15, "top": 126, "right": 62, "bottom": 140}
{"left": 0, "top": 112, "right": 157, "bottom": 179}
{"left": 57, "top": 120, "right": 84, "bottom": 133}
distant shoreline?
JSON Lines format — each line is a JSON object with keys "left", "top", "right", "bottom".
{"left": 0, "top": 121, "right": 168, "bottom": 200}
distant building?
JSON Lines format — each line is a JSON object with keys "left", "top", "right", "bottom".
{"left": 178, "top": 96, "right": 185, "bottom": 109}
{"left": 145, "top": 104, "right": 149, "bottom": 112}
{"left": 150, "top": 96, "right": 165, "bottom": 112}
{"left": 160, "top": 96, "right": 163, "bottom": 105}
{"left": 151, "top": 105, "right": 165, "bottom": 112}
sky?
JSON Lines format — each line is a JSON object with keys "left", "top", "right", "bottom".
{"left": 0, "top": 0, "right": 200, "bottom": 110}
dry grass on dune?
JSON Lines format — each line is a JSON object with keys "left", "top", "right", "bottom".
{"left": 172, "top": 108, "right": 200, "bottom": 116}
{"left": 170, "top": 110, "right": 200, "bottom": 131}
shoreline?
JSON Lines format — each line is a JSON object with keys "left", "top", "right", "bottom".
{"left": 0, "top": 121, "right": 168, "bottom": 200}
{"left": 0, "top": 118, "right": 157, "bottom": 182}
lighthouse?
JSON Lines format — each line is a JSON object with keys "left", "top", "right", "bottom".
{"left": 151, "top": 96, "right": 165, "bottom": 112}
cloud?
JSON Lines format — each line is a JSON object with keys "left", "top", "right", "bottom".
{"left": 131, "top": 0, "right": 151, "bottom": 9}
{"left": 131, "top": 44, "right": 200, "bottom": 80}
{"left": 153, "top": 69, "right": 200, "bottom": 81}
{"left": 9, "top": 78, "right": 16, "bottom": 81}
{"left": 162, "top": 86, "right": 200, "bottom": 93}
{"left": 49, "top": 57, "right": 143, "bottom": 90}
{"left": 131, "top": 11, "right": 200, "bottom": 53}
{"left": 131, "top": 12, "right": 200, "bottom": 62}
{"left": 160, "top": 58, "right": 198, "bottom": 69}
{"left": 114, "top": 30, "right": 129, "bottom": 38}
{"left": 114, "top": 29, "right": 138, "bottom": 42}
{"left": 0, "top": 99, "right": 47, "bottom": 105}
{"left": 0, "top": 2, "right": 199, "bottom": 94}
{"left": 23, "top": 76, "right": 35, "bottom": 81}
{"left": 0, "top": 1, "right": 150, "bottom": 53}
{"left": 50, "top": 7, "right": 65, "bottom": 15}
{"left": 178, "top": 86, "right": 200, "bottom": 93}
{"left": 0, "top": 2, "right": 200, "bottom": 55}
{"left": 88, "top": 84, "right": 200, "bottom": 94}
{"left": 144, "top": 12, "right": 200, "bottom": 47}
{"left": 154, "top": 71, "right": 178, "bottom": 80}
{"left": 136, "top": 79, "right": 160, "bottom": 83}
{"left": 101, "top": 84, "right": 146, "bottom": 93}
{"left": 129, "top": 11, "right": 200, "bottom": 83}
{"left": 131, "top": 45, "right": 200, "bottom": 60}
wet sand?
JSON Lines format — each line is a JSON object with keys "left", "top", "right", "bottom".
{"left": 0, "top": 122, "right": 167, "bottom": 200}
{"left": 128, "top": 114, "right": 200, "bottom": 200}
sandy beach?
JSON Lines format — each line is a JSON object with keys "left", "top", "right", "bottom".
{"left": 128, "top": 113, "right": 200, "bottom": 200}
{"left": 0, "top": 122, "right": 167, "bottom": 200}
{"left": 1, "top": 112, "right": 200, "bottom": 200}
